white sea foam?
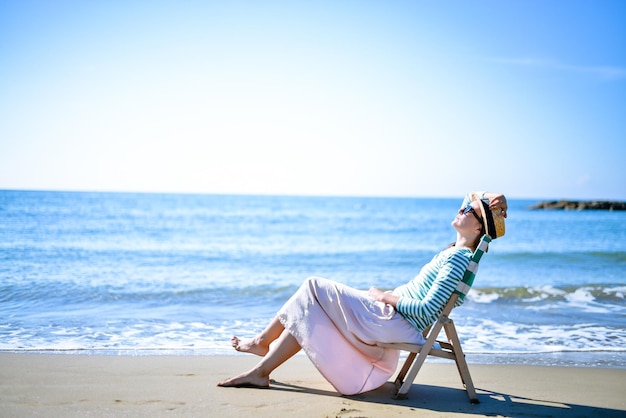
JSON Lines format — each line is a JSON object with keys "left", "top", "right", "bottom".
{"left": 522, "top": 285, "right": 567, "bottom": 302}
{"left": 565, "top": 287, "right": 595, "bottom": 303}
{"left": 466, "top": 291, "right": 499, "bottom": 303}
{"left": 458, "top": 319, "right": 626, "bottom": 356}
{"left": 604, "top": 286, "right": 626, "bottom": 298}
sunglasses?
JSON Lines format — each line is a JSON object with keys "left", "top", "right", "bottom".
{"left": 463, "top": 204, "right": 484, "bottom": 225}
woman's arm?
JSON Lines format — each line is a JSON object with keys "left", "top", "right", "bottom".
{"left": 463, "top": 191, "right": 508, "bottom": 218}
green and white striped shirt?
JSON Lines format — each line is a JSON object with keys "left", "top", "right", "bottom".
{"left": 393, "top": 246, "right": 472, "bottom": 332}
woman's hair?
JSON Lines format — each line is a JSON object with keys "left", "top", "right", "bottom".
{"left": 474, "top": 224, "right": 487, "bottom": 250}
{"left": 472, "top": 233, "right": 487, "bottom": 252}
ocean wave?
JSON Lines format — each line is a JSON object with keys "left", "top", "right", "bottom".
{"left": 2, "top": 318, "right": 625, "bottom": 367}
{"left": 463, "top": 347, "right": 626, "bottom": 355}
{"left": 455, "top": 318, "right": 626, "bottom": 357}
{"left": 497, "top": 251, "right": 626, "bottom": 261}
{"left": 0, "top": 320, "right": 247, "bottom": 354}
{"left": 467, "top": 284, "right": 626, "bottom": 304}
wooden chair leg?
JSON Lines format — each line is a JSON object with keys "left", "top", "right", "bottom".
{"left": 394, "top": 348, "right": 429, "bottom": 398}
{"left": 391, "top": 351, "right": 416, "bottom": 398}
{"left": 395, "top": 352, "right": 416, "bottom": 385}
{"left": 393, "top": 320, "right": 446, "bottom": 399}
{"left": 444, "top": 321, "right": 479, "bottom": 404}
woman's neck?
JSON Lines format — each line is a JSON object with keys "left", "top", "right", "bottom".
{"left": 455, "top": 234, "right": 477, "bottom": 251}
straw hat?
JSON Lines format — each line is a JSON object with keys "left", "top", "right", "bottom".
{"left": 471, "top": 192, "right": 506, "bottom": 239}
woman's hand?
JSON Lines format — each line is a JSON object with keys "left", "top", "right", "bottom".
{"left": 484, "top": 192, "right": 508, "bottom": 218}
{"left": 368, "top": 286, "right": 399, "bottom": 308}
{"left": 368, "top": 286, "right": 385, "bottom": 301}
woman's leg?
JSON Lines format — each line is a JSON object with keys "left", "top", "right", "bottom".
{"left": 231, "top": 317, "right": 285, "bottom": 357}
{"left": 217, "top": 329, "right": 302, "bottom": 388}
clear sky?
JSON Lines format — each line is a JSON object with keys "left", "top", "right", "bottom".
{"left": 1, "top": 0, "right": 624, "bottom": 200}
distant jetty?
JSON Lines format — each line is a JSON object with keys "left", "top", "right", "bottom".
{"left": 529, "top": 200, "right": 626, "bottom": 211}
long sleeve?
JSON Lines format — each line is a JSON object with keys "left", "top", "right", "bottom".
{"left": 393, "top": 247, "right": 471, "bottom": 332}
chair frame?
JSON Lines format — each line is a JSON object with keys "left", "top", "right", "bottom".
{"left": 377, "top": 235, "right": 491, "bottom": 404}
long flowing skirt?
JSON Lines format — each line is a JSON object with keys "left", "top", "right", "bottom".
{"left": 277, "top": 276, "right": 425, "bottom": 395}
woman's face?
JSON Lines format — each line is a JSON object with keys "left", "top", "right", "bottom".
{"left": 452, "top": 201, "right": 484, "bottom": 235}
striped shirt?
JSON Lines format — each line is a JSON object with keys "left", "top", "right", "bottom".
{"left": 393, "top": 246, "right": 472, "bottom": 332}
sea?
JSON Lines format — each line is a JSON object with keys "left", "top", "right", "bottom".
{"left": 1, "top": 190, "right": 625, "bottom": 368}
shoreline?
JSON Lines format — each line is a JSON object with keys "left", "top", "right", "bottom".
{"left": 1, "top": 353, "right": 625, "bottom": 417}
{"left": 2, "top": 349, "right": 624, "bottom": 370}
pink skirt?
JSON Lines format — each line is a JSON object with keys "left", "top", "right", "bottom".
{"left": 277, "top": 276, "right": 425, "bottom": 395}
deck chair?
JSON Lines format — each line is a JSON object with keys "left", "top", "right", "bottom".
{"left": 377, "top": 234, "right": 491, "bottom": 404}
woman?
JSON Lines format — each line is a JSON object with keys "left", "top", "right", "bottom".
{"left": 217, "top": 191, "right": 507, "bottom": 395}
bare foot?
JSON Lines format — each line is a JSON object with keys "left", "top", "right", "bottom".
{"left": 231, "top": 336, "right": 270, "bottom": 357}
{"left": 217, "top": 369, "right": 270, "bottom": 388}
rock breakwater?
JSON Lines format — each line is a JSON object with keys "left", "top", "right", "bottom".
{"left": 529, "top": 200, "right": 626, "bottom": 211}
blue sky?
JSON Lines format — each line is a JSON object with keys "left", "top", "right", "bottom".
{"left": 1, "top": 0, "right": 624, "bottom": 200}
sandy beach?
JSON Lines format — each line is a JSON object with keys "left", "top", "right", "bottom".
{"left": 1, "top": 353, "right": 624, "bottom": 417}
